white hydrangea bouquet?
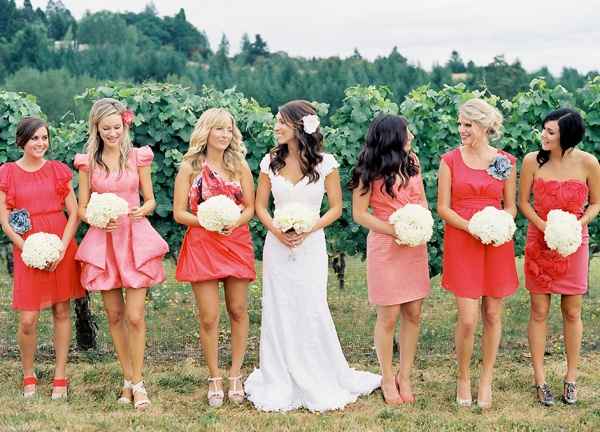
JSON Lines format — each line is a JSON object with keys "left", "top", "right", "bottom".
{"left": 86, "top": 192, "right": 130, "bottom": 228}
{"left": 468, "top": 206, "right": 516, "bottom": 246}
{"left": 21, "top": 232, "right": 63, "bottom": 270}
{"left": 273, "top": 203, "right": 319, "bottom": 234}
{"left": 197, "top": 195, "right": 241, "bottom": 232}
{"left": 388, "top": 203, "right": 433, "bottom": 247}
{"left": 544, "top": 209, "right": 582, "bottom": 257}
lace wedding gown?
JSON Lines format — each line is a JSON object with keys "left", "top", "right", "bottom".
{"left": 245, "top": 153, "right": 381, "bottom": 412}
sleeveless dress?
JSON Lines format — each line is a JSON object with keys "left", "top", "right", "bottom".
{"left": 245, "top": 153, "right": 380, "bottom": 413}
{"left": 367, "top": 175, "right": 430, "bottom": 305}
{"left": 0, "top": 161, "right": 84, "bottom": 311}
{"left": 441, "top": 148, "right": 518, "bottom": 299}
{"left": 524, "top": 178, "right": 589, "bottom": 295}
{"left": 74, "top": 147, "right": 169, "bottom": 291}
{"left": 175, "top": 163, "right": 256, "bottom": 282}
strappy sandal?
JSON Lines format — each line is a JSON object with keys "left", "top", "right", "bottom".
{"left": 456, "top": 380, "right": 472, "bottom": 407}
{"left": 227, "top": 375, "right": 245, "bottom": 404}
{"left": 562, "top": 381, "right": 577, "bottom": 405}
{"left": 117, "top": 379, "right": 133, "bottom": 405}
{"left": 51, "top": 378, "right": 69, "bottom": 400}
{"left": 131, "top": 380, "right": 151, "bottom": 410}
{"left": 535, "top": 383, "right": 555, "bottom": 407}
{"left": 23, "top": 375, "right": 37, "bottom": 398}
{"left": 207, "top": 377, "right": 224, "bottom": 407}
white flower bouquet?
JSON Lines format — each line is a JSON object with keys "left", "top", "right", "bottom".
{"left": 544, "top": 209, "right": 582, "bottom": 257}
{"left": 85, "top": 192, "right": 130, "bottom": 228}
{"left": 21, "top": 232, "right": 63, "bottom": 270}
{"left": 273, "top": 203, "right": 319, "bottom": 234}
{"left": 388, "top": 203, "right": 433, "bottom": 247}
{"left": 468, "top": 206, "right": 516, "bottom": 246}
{"left": 197, "top": 195, "right": 241, "bottom": 232}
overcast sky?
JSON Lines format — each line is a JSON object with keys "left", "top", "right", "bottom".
{"left": 24, "top": 0, "right": 600, "bottom": 74}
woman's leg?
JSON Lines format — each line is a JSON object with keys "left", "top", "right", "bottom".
{"left": 396, "top": 299, "right": 423, "bottom": 402}
{"left": 223, "top": 277, "right": 249, "bottom": 379}
{"left": 454, "top": 296, "right": 480, "bottom": 402}
{"left": 561, "top": 294, "right": 583, "bottom": 384}
{"left": 18, "top": 310, "right": 40, "bottom": 392}
{"left": 192, "top": 281, "right": 222, "bottom": 394}
{"left": 528, "top": 293, "right": 551, "bottom": 385}
{"left": 478, "top": 296, "right": 504, "bottom": 405}
{"left": 51, "top": 301, "right": 72, "bottom": 380}
{"left": 124, "top": 288, "right": 148, "bottom": 384}
{"left": 374, "top": 304, "right": 402, "bottom": 403}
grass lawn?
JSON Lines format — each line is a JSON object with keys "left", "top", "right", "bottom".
{"left": 0, "top": 257, "right": 599, "bottom": 431}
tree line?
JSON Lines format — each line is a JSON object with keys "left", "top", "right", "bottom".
{"left": 1, "top": 0, "right": 597, "bottom": 123}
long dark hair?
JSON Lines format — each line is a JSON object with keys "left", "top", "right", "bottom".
{"left": 536, "top": 108, "right": 585, "bottom": 167}
{"left": 16, "top": 117, "right": 50, "bottom": 149}
{"left": 269, "top": 100, "right": 324, "bottom": 183}
{"left": 348, "top": 114, "right": 419, "bottom": 197}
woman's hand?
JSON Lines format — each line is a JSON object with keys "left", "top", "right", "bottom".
{"left": 48, "top": 247, "right": 66, "bottom": 272}
{"left": 285, "top": 230, "right": 311, "bottom": 248}
{"left": 103, "top": 218, "right": 120, "bottom": 232}
{"left": 272, "top": 229, "right": 296, "bottom": 248}
{"left": 15, "top": 236, "right": 25, "bottom": 251}
{"left": 221, "top": 220, "right": 240, "bottom": 236}
{"left": 129, "top": 206, "right": 145, "bottom": 221}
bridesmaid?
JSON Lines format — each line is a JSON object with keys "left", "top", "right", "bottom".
{"left": 519, "top": 108, "right": 600, "bottom": 406}
{"left": 0, "top": 117, "right": 84, "bottom": 399}
{"left": 437, "top": 98, "right": 518, "bottom": 409}
{"left": 173, "top": 108, "right": 255, "bottom": 407}
{"left": 350, "top": 114, "right": 430, "bottom": 405}
{"left": 75, "top": 98, "right": 169, "bottom": 410}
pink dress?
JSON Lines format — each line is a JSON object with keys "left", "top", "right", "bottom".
{"left": 525, "top": 178, "right": 589, "bottom": 295}
{"left": 367, "top": 175, "right": 430, "bottom": 305}
{"left": 441, "top": 148, "right": 518, "bottom": 299}
{"left": 74, "top": 147, "right": 169, "bottom": 291}
{"left": 0, "top": 161, "right": 84, "bottom": 310}
{"left": 175, "top": 163, "right": 256, "bottom": 282}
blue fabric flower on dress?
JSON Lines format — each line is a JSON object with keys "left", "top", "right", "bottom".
{"left": 8, "top": 208, "right": 32, "bottom": 235}
{"left": 487, "top": 154, "right": 512, "bottom": 181}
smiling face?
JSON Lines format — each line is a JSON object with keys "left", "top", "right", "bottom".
{"left": 274, "top": 113, "right": 296, "bottom": 145}
{"left": 458, "top": 115, "right": 487, "bottom": 147}
{"left": 541, "top": 120, "right": 560, "bottom": 151}
{"left": 98, "top": 113, "right": 124, "bottom": 150}
{"left": 22, "top": 126, "right": 49, "bottom": 160}
{"left": 207, "top": 119, "right": 234, "bottom": 152}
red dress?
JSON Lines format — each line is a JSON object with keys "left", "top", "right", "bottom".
{"left": 0, "top": 161, "right": 84, "bottom": 311}
{"left": 525, "top": 178, "right": 589, "bottom": 295}
{"left": 441, "top": 148, "right": 518, "bottom": 299}
{"left": 175, "top": 163, "right": 256, "bottom": 282}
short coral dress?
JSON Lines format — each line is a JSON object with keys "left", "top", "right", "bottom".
{"left": 175, "top": 163, "right": 256, "bottom": 282}
{"left": 367, "top": 175, "right": 431, "bottom": 305}
{"left": 74, "top": 146, "right": 169, "bottom": 291}
{"left": 525, "top": 178, "right": 589, "bottom": 295}
{"left": 441, "top": 148, "right": 519, "bottom": 299}
{"left": 0, "top": 161, "right": 84, "bottom": 310}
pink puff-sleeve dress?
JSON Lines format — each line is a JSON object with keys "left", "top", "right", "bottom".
{"left": 74, "top": 146, "right": 169, "bottom": 291}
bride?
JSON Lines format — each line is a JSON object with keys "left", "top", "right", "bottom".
{"left": 245, "top": 100, "right": 381, "bottom": 412}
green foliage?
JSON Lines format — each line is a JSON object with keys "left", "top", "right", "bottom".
{"left": 0, "top": 90, "right": 43, "bottom": 164}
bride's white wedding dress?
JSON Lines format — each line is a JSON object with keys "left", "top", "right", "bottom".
{"left": 245, "top": 153, "right": 381, "bottom": 412}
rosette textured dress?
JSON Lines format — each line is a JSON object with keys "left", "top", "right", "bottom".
{"left": 441, "top": 148, "right": 518, "bottom": 298}
{"left": 74, "top": 146, "right": 168, "bottom": 291}
{"left": 367, "top": 175, "right": 430, "bottom": 305}
{"left": 0, "top": 161, "right": 84, "bottom": 310}
{"left": 245, "top": 153, "right": 380, "bottom": 413}
{"left": 524, "top": 178, "right": 589, "bottom": 294}
{"left": 175, "top": 163, "right": 256, "bottom": 282}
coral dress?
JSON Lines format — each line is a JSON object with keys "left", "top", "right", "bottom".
{"left": 175, "top": 163, "right": 256, "bottom": 282}
{"left": 525, "top": 178, "right": 589, "bottom": 295}
{"left": 441, "top": 148, "right": 518, "bottom": 298}
{"left": 74, "top": 147, "right": 168, "bottom": 291}
{"left": 367, "top": 175, "right": 430, "bottom": 305}
{"left": 0, "top": 161, "right": 84, "bottom": 311}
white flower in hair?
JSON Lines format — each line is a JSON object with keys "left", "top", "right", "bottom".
{"left": 302, "top": 114, "right": 320, "bottom": 134}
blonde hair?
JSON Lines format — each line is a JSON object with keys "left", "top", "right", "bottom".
{"left": 85, "top": 98, "right": 133, "bottom": 174}
{"left": 183, "top": 108, "right": 246, "bottom": 179}
{"left": 459, "top": 98, "right": 504, "bottom": 141}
